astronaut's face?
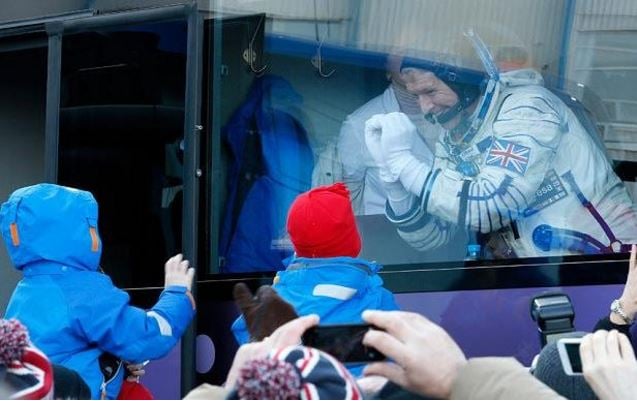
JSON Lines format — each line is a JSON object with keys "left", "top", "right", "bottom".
{"left": 401, "top": 68, "right": 460, "bottom": 128}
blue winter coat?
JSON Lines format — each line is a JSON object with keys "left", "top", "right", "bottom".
{"left": 0, "top": 184, "right": 195, "bottom": 399}
{"left": 231, "top": 256, "right": 399, "bottom": 375}
{"left": 219, "top": 75, "right": 313, "bottom": 273}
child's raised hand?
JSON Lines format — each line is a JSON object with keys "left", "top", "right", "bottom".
{"left": 164, "top": 253, "right": 195, "bottom": 291}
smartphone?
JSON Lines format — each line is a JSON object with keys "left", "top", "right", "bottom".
{"left": 557, "top": 338, "right": 583, "bottom": 375}
{"left": 301, "top": 323, "right": 386, "bottom": 363}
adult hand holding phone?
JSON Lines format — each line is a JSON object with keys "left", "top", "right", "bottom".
{"left": 302, "top": 323, "right": 386, "bottom": 363}
{"left": 580, "top": 330, "right": 637, "bottom": 399}
{"left": 361, "top": 310, "right": 467, "bottom": 399}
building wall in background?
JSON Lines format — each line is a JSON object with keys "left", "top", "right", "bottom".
{"left": 0, "top": 46, "right": 47, "bottom": 315}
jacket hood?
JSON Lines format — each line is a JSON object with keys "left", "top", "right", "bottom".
{"left": 0, "top": 183, "right": 102, "bottom": 271}
{"left": 277, "top": 256, "right": 383, "bottom": 292}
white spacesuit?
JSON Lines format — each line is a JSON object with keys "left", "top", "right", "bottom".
{"left": 367, "top": 67, "right": 637, "bottom": 258}
{"left": 338, "top": 84, "right": 442, "bottom": 215}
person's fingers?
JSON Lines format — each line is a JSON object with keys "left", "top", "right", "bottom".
{"left": 618, "top": 332, "right": 636, "bottom": 362}
{"left": 363, "top": 329, "right": 408, "bottom": 367}
{"left": 268, "top": 314, "right": 319, "bottom": 348}
{"left": 606, "top": 330, "right": 622, "bottom": 360}
{"left": 363, "top": 362, "right": 407, "bottom": 389}
{"left": 166, "top": 254, "right": 183, "bottom": 272}
{"left": 186, "top": 268, "right": 195, "bottom": 289}
{"left": 363, "top": 310, "right": 424, "bottom": 340}
{"left": 129, "top": 369, "right": 145, "bottom": 377}
{"left": 178, "top": 258, "right": 190, "bottom": 273}
{"left": 580, "top": 334, "right": 595, "bottom": 370}
{"left": 365, "top": 115, "right": 385, "bottom": 133}
{"left": 592, "top": 330, "right": 609, "bottom": 364}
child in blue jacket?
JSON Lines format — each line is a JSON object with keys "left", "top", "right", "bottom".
{"left": 232, "top": 183, "right": 399, "bottom": 374}
{"left": 1, "top": 184, "right": 196, "bottom": 399}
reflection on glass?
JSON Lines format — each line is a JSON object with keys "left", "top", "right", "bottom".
{"left": 206, "top": 0, "right": 637, "bottom": 273}
{"left": 58, "top": 21, "right": 187, "bottom": 287}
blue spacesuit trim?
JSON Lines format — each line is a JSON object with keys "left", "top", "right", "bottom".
{"left": 421, "top": 169, "right": 441, "bottom": 213}
{"left": 385, "top": 197, "right": 421, "bottom": 225}
{"left": 484, "top": 179, "right": 505, "bottom": 229}
{"left": 510, "top": 184, "right": 529, "bottom": 207}
{"left": 396, "top": 211, "right": 432, "bottom": 234}
{"left": 532, "top": 224, "right": 606, "bottom": 254}
{"left": 460, "top": 78, "right": 499, "bottom": 146}
{"left": 419, "top": 170, "right": 433, "bottom": 200}
{"left": 458, "top": 180, "right": 472, "bottom": 229}
{"left": 561, "top": 171, "right": 618, "bottom": 245}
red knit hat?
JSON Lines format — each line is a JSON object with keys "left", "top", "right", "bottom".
{"left": 287, "top": 183, "right": 361, "bottom": 258}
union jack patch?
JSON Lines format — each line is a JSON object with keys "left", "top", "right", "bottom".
{"left": 485, "top": 139, "right": 530, "bottom": 175}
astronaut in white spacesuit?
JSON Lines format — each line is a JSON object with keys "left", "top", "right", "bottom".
{"left": 337, "top": 54, "right": 443, "bottom": 215}
{"left": 365, "top": 33, "right": 637, "bottom": 258}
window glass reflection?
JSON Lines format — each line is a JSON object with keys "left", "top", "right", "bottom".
{"left": 207, "top": 0, "right": 637, "bottom": 273}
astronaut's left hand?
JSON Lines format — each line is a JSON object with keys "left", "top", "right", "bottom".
{"left": 375, "top": 112, "right": 424, "bottom": 178}
{"left": 365, "top": 114, "right": 397, "bottom": 182}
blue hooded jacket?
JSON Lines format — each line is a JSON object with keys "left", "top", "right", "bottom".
{"left": 231, "top": 256, "right": 399, "bottom": 375}
{"left": 1, "top": 184, "right": 195, "bottom": 399}
{"left": 219, "top": 75, "right": 313, "bottom": 273}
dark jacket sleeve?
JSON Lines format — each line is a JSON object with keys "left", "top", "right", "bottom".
{"left": 594, "top": 316, "right": 632, "bottom": 340}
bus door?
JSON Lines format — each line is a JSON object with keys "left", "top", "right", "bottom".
{"left": 44, "top": 4, "right": 202, "bottom": 398}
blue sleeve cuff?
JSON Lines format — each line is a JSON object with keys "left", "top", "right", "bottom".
{"left": 163, "top": 285, "right": 188, "bottom": 294}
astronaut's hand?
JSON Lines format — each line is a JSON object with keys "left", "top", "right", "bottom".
{"left": 234, "top": 283, "right": 298, "bottom": 342}
{"left": 365, "top": 115, "right": 397, "bottom": 183}
{"left": 376, "top": 112, "right": 421, "bottom": 177}
{"left": 371, "top": 112, "right": 432, "bottom": 195}
{"left": 164, "top": 254, "right": 195, "bottom": 291}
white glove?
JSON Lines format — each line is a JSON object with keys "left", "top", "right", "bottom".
{"left": 372, "top": 112, "right": 432, "bottom": 195}
{"left": 365, "top": 115, "right": 397, "bottom": 183}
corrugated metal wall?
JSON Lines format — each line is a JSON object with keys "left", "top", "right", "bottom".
{"left": 350, "top": 0, "right": 565, "bottom": 75}
{"left": 567, "top": 0, "right": 637, "bottom": 162}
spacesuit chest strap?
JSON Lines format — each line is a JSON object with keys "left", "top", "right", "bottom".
{"left": 561, "top": 171, "right": 624, "bottom": 252}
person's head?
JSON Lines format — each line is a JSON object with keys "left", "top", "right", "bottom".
{"left": 398, "top": 52, "right": 485, "bottom": 131}
{"left": 0, "top": 183, "right": 102, "bottom": 272}
{"left": 401, "top": 68, "right": 463, "bottom": 128}
{"left": 393, "top": 28, "right": 505, "bottom": 132}
{"left": 286, "top": 183, "right": 361, "bottom": 258}
{"left": 228, "top": 345, "right": 362, "bottom": 400}
{"left": 0, "top": 319, "right": 54, "bottom": 400}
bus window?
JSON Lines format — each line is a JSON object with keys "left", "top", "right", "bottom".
{"left": 57, "top": 20, "right": 188, "bottom": 288}
{"left": 203, "top": 1, "right": 637, "bottom": 283}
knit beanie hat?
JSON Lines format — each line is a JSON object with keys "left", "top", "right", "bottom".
{"left": 51, "top": 365, "right": 91, "bottom": 400}
{"left": 287, "top": 183, "right": 361, "bottom": 258}
{"left": 229, "top": 345, "right": 362, "bottom": 400}
{"left": 533, "top": 332, "right": 597, "bottom": 400}
{"left": 0, "top": 319, "right": 54, "bottom": 400}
